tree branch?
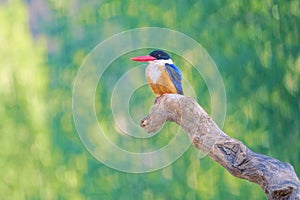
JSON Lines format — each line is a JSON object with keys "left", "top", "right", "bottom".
{"left": 140, "top": 94, "right": 300, "bottom": 200}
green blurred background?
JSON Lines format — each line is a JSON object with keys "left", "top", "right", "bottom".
{"left": 1, "top": 0, "right": 299, "bottom": 199}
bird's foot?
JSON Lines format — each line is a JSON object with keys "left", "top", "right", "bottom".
{"left": 154, "top": 94, "right": 166, "bottom": 104}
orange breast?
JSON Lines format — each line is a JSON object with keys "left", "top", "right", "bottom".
{"left": 146, "top": 66, "right": 177, "bottom": 97}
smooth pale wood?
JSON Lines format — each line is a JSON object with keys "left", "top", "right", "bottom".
{"left": 140, "top": 94, "right": 300, "bottom": 200}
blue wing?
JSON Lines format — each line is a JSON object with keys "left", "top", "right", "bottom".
{"left": 165, "top": 63, "right": 184, "bottom": 95}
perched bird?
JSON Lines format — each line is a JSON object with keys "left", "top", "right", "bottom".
{"left": 131, "top": 50, "right": 184, "bottom": 97}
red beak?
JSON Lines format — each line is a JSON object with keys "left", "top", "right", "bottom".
{"left": 130, "top": 55, "right": 156, "bottom": 62}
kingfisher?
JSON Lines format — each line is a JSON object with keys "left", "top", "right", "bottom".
{"left": 130, "top": 50, "right": 184, "bottom": 97}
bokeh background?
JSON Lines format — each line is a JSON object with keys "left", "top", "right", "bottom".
{"left": 1, "top": 0, "right": 299, "bottom": 199}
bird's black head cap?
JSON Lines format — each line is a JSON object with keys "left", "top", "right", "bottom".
{"left": 149, "top": 50, "right": 171, "bottom": 60}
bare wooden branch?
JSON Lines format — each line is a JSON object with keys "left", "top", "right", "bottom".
{"left": 140, "top": 94, "right": 300, "bottom": 200}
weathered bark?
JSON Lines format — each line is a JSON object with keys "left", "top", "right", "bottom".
{"left": 140, "top": 94, "right": 300, "bottom": 200}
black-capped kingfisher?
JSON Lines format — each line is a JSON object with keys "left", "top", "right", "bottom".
{"left": 130, "top": 50, "right": 184, "bottom": 97}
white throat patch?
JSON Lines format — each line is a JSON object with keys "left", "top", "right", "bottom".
{"left": 147, "top": 59, "right": 174, "bottom": 83}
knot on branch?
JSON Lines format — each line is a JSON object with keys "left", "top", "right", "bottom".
{"left": 272, "top": 186, "right": 294, "bottom": 199}
{"left": 215, "top": 140, "right": 247, "bottom": 168}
